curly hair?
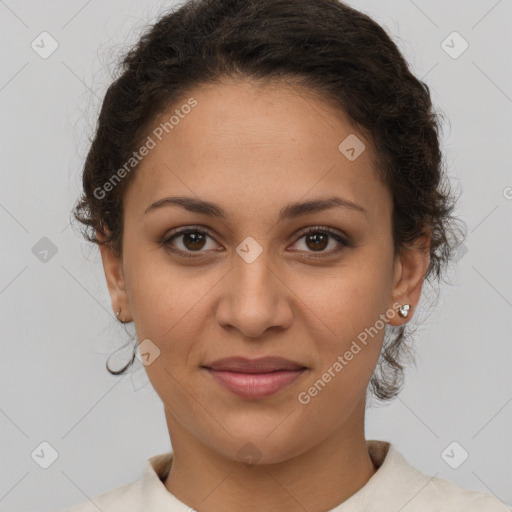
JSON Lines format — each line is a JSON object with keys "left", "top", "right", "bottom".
{"left": 72, "top": 0, "right": 465, "bottom": 402}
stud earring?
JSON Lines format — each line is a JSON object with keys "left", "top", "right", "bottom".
{"left": 398, "top": 304, "right": 410, "bottom": 318}
{"left": 116, "top": 308, "right": 127, "bottom": 323}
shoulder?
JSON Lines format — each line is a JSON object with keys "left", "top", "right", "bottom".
{"left": 418, "top": 473, "right": 511, "bottom": 511}
{"left": 365, "top": 440, "right": 511, "bottom": 512}
{"left": 64, "top": 478, "right": 142, "bottom": 512}
{"left": 63, "top": 451, "right": 174, "bottom": 512}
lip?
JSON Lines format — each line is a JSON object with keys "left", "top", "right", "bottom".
{"left": 202, "top": 356, "right": 307, "bottom": 399}
{"left": 203, "top": 356, "right": 306, "bottom": 373}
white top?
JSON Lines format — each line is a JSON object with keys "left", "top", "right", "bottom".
{"left": 65, "top": 439, "right": 510, "bottom": 511}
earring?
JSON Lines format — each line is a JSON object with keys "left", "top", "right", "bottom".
{"left": 116, "top": 308, "right": 127, "bottom": 323}
{"left": 398, "top": 304, "right": 410, "bottom": 318}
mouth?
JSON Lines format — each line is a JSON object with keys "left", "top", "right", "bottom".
{"left": 201, "top": 356, "right": 308, "bottom": 399}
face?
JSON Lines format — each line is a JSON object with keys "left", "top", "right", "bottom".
{"left": 99, "top": 78, "right": 429, "bottom": 465}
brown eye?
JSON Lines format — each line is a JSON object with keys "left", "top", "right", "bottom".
{"left": 162, "top": 227, "right": 219, "bottom": 257}
{"left": 290, "top": 227, "right": 349, "bottom": 256}
{"left": 181, "top": 231, "right": 207, "bottom": 251}
{"left": 304, "top": 232, "right": 329, "bottom": 251}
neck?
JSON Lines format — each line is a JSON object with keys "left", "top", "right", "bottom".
{"left": 163, "top": 402, "right": 377, "bottom": 511}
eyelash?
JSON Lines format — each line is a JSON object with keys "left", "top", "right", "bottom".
{"left": 160, "top": 225, "right": 350, "bottom": 259}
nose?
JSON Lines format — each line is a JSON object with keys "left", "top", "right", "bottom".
{"left": 215, "top": 246, "right": 294, "bottom": 339}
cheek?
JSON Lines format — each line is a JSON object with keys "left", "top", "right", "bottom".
{"left": 294, "top": 254, "right": 393, "bottom": 343}
{"left": 123, "top": 250, "right": 224, "bottom": 374}
{"left": 126, "top": 268, "right": 209, "bottom": 404}
{"left": 290, "top": 249, "right": 394, "bottom": 396}
{"left": 128, "top": 268, "right": 209, "bottom": 347}
{"left": 123, "top": 243, "right": 191, "bottom": 331}
{"left": 293, "top": 270, "right": 388, "bottom": 433}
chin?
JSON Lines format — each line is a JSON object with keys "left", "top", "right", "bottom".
{"left": 200, "top": 424, "right": 310, "bottom": 466}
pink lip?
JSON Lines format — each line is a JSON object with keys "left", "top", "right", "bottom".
{"left": 202, "top": 356, "right": 307, "bottom": 399}
{"left": 204, "top": 368, "right": 306, "bottom": 399}
{"left": 204, "top": 356, "right": 306, "bottom": 373}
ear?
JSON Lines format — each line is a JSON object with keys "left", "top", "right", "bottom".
{"left": 387, "top": 229, "right": 431, "bottom": 326}
{"left": 96, "top": 229, "right": 132, "bottom": 323}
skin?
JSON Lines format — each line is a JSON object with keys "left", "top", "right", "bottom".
{"left": 98, "top": 78, "right": 430, "bottom": 512}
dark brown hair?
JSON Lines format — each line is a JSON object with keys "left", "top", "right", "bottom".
{"left": 73, "top": 0, "right": 464, "bottom": 402}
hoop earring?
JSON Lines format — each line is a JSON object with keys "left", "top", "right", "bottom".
{"left": 398, "top": 304, "right": 410, "bottom": 318}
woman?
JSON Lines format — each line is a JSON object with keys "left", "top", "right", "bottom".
{"left": 68, "top": 0, "right": 509, "bottom": 510}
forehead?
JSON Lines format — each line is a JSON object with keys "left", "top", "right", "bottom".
{"left": 124, "top": 79, "right": 391, "bottom": 223}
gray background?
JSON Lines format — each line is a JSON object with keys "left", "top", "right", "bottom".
{"left": 1, "top": 0, "right": 511, "bottom": 510}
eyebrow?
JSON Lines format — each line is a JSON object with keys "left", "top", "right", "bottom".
{"left": 144, "top": 195, "right": 367, "bottom": 219}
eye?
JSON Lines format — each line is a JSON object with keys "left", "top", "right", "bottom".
{"left": 161, "top": 226, "right": 220, "bottom": 258}
{"left": 288, "top": 226, "right": 349, "bottom": 256}
{"left": 161, "top": 225, "right": 349, "bottom": 259}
